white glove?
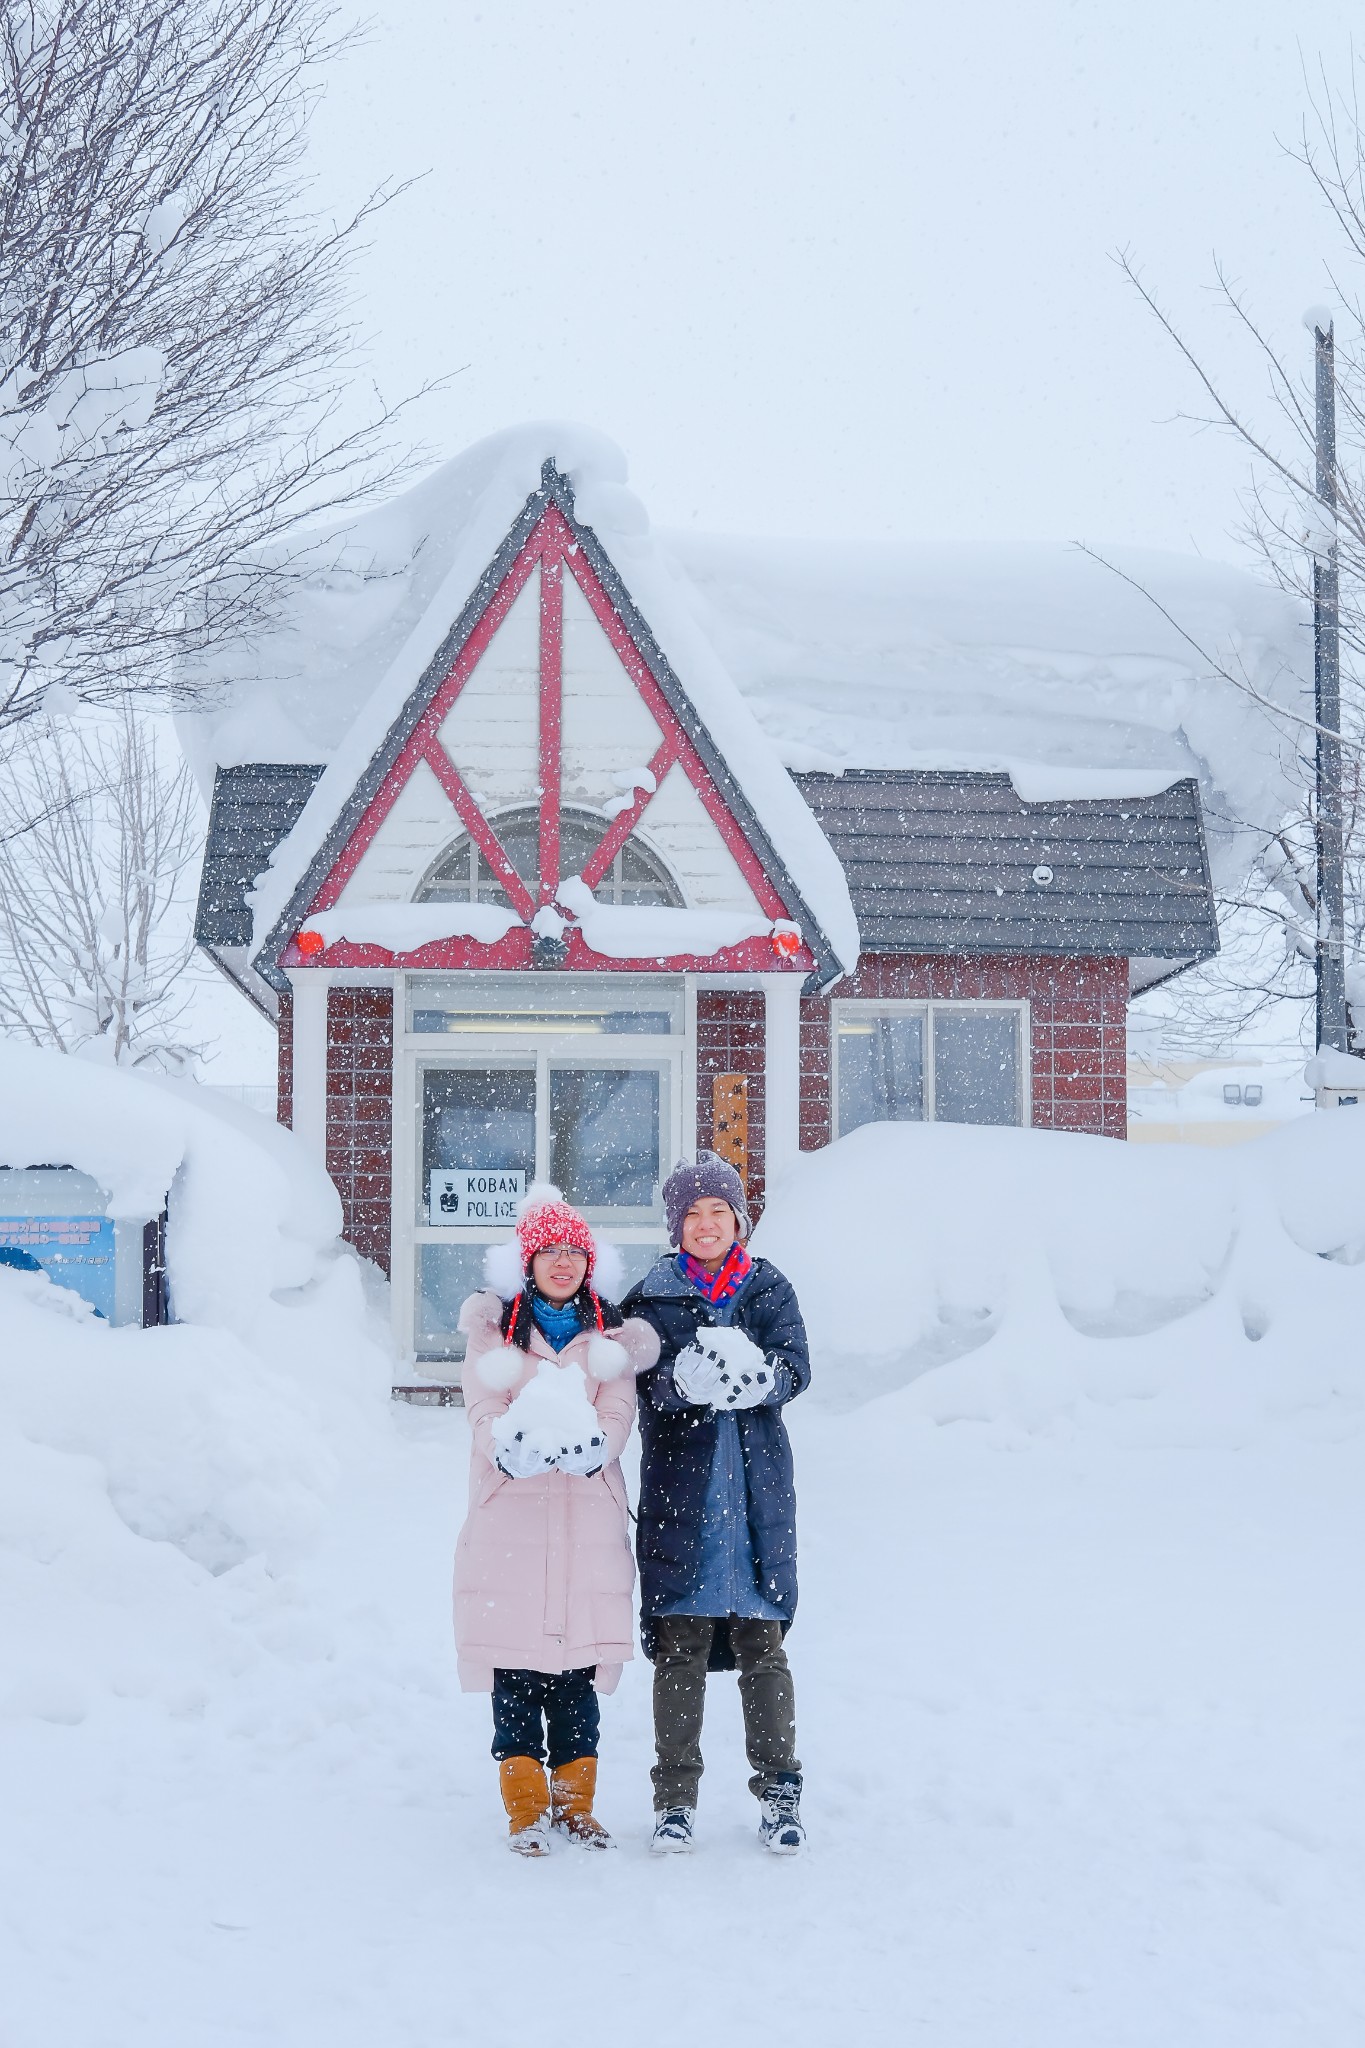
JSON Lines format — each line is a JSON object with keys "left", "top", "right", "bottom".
{"left": 493, "top": 1425, "right": 559, "bottom": 1479}
{"left": 673, "top": 1344, "right": 729, "bottom": 1407}
{"left": 675, "top": 1329, "right": 776, "bottom": 1410}
{"left": 553, "top": 1426, "right": 610, "bottom": 1477}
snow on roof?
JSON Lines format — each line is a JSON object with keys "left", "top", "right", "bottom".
{"left": 664, "top": 532, "right": 1307, "bottom": 894}
{"left": 178, "top": 423, "right": 1307, "bottom": 936}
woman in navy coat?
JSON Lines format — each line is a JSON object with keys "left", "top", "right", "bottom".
{"left": 622, "top": 1153, "right": 811, "bottom": 1856}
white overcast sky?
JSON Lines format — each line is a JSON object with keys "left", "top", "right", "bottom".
{"left": 304, "top": 0, "right": 1363, "bottom": 557}
{"left": 205, "top": 3, "right": 1365, "bottom": 1077}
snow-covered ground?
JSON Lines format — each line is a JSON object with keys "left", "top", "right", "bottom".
{"left": 5, "top": 1086, "right": 1365, "bottom": 2045}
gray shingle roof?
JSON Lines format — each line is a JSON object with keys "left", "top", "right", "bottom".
{"left": 791, "top": 770, "right": 1217, "bottom": 959}
{"left": 195, "top": 764, "right": 324, "bottom": 948}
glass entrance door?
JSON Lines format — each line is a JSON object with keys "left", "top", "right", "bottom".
{"left": 411, "top": 1039, "right": 677, "bottom": 1363}
{"left": 549, "top": 1066, "right": 662, "bottom": 1211}
{"left": 424, "top": 1068, "right": 536, "bottom": 1189}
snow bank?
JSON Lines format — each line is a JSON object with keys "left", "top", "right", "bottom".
{"left": 0, "top": 1048, "right": 394, "bottom": 1731}
{"left": 752, "top": 1115, "right": 1365, "bottom": 1431}
{"left": 0, "top": 1041, "right": 342, "bottom": 1326}
{"left": 1303, "top": 1045, "right": 1365, "bottom": 1090}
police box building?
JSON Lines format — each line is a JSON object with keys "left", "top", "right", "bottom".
{"left": 191, "top": 426, "right": 1296, "bottom": 1372}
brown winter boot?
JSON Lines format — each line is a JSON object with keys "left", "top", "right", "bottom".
{"left": 550, "top": 1757, "right": 612, "bottom": 1849}
{"left": 499, "top": 1756, "right": 551, "bottom": 1856}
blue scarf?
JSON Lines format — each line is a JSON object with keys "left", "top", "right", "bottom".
{"left": 530, "top": 1292, "right": 581, "bottom": 1352}
{"left": 676, "top": 1242, "right": 752, "bottom": 1306}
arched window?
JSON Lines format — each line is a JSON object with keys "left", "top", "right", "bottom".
{"left": 418, "top": 805, "right": 683, "bottom": 909}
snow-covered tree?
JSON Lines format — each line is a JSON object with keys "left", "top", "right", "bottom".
{"left": 1121, "top": 66, "right": 1365, "bottom": 1053}
{"left": 0, "top": 705, "right": 203, "bottom": 1064}
{"left": 0, "top": 0, "right": 419, "bottom": 733}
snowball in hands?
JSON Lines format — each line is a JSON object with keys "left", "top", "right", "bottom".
{"left": 491, "top": 1359, "right": 608, "bottom": 1477}
{"left": 672, "top": 1345, "right": 729, "bottom": 1407}
{"left": 673, "top": 1327, "right": 774, "bottom": 1409}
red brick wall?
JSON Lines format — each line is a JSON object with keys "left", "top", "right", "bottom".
{"left": 325, "top": 985, "right": 394, "bottom": 1272}
{"left": 799, "top": 993, "right": 832, "bottom": 1151}
{"left": 800, "top": 953, "right": 1128, "bottom": 1142}
{"left": 276, "top": 989, "right": 294, "bottom": 1129}
{"left": 696, "top": 990, "right": 768, "bottom": 1216}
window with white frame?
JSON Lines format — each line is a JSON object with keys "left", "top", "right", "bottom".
{"left": 418, "top": 805, "right": 682, "bottom": 908}
{"left": 833, "top": 1001, "right": 1028, "bottom": 1134}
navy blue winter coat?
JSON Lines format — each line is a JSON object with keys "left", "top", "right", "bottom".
{"left": 621, "top": 1255, "right": 811, "bottom": 1669}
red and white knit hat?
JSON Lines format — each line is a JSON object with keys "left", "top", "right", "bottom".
{"left": 515, "top": 1186, "right": 596, "bottom": 1276}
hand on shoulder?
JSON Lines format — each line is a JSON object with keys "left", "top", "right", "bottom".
{"left": 457, "top": 1287, "right": 505, "bottom": 1337}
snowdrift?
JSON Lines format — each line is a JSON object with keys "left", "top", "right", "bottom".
{"left": 753, "top": 1116, "right": 1365, "bottom": 1434}
{"left": 0, "top": 1047, "right": 393, "bottom": 1729}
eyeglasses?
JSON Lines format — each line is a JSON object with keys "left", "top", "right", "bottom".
{"left": 538, "top": 1244, "right": 589, "bottom": 1262}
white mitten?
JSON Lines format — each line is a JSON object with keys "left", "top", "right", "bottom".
{"left": 673, "top": 1343, "right": 729, "bottom": 1407}
{"left": 493, "top": 1425, "right": 558, "bottom": 1479}
{"left": 684, "top": 1327, "right": 775, "bottom": 1409}
{"left": 553, "top": 1426, "right": 610, "bottom": 1477}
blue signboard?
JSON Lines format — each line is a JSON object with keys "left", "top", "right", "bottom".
{"left": 0, "top": 1213, "right": 117, "bottom": 1319}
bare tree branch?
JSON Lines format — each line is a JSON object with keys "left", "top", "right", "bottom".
{"left": 0, "top": 702, "right": 205, "bottom": 1063}
{"left": 0, "top": 0, "right": 448, "bottom": 734}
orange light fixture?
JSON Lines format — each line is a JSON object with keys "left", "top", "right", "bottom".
{"left": 296, "top": 929, "right": 326, "bottom": 959}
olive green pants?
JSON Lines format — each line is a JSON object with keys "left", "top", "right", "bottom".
{"left": 650, "top": 1615, "right": 800, "bottom": 1810}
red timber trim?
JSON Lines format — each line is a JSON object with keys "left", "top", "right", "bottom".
{"left": 800, "top": 953, "right": 1128, "bottom": 1143}
{"left": 560, "top": 541, "right": 793, "bottom": 922}
{"left": 285, "top": 524, "right": 548, "bottom": 944}
{"left": 279, "top": 503, "right": 816, "bottom": 975}
{"left": 538, "top": 551, "right": 563, "bottom": 901}
{"left": 579, "top": 736, "right": 677, "bottom": 890}
{"left": 423, "top": 743, "right": 536, "bottom": 919}
{"left": 286, "top": 927, "right": 813, "bottom": 977}
{"left": 325, "top": 985, "right": 393, "bottom": 1272}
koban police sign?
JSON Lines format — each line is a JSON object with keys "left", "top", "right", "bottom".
{"left": 429, "top": 1169, "right": 525, "bottom": 1224}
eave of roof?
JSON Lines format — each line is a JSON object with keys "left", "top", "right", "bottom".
{"left": 793, "top": 768, "right": 1219, "bottom": 962}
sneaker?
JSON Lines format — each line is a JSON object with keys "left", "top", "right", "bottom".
{"left": 757, "top": 1774, "right": 805, "bottom": 1854}
{"left": 650, "top": 1806, "right": 696, "bottom": 1853}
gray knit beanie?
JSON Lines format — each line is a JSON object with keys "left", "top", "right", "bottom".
{"left": 662, "top": 1152, "right": 751, "bottom": 1246}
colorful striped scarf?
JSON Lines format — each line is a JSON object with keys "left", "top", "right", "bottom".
{"left": 677, "top": 1241, "right": 752, "bottom": 1306}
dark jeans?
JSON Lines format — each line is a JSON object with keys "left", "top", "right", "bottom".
{"left": 491, "top": 1667, "right": 600, "bottom": 1769}
{"left": 651, "top": 1616, "right": 799, "bottom": 1809}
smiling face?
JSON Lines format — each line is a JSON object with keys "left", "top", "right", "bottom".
{"left": 679, "top": 1196, "right": 739, "bottom": 1271}
{"left": 531, "top": 1244, "right": 590, "bottom": 1304}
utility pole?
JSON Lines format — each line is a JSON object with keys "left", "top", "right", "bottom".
{"left": 1312, "top": 314, "right": 1350, "bottom": 1056}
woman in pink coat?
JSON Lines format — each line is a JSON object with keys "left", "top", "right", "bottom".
{"left": 455, "top": 1187, "right": 659, "bottom": 1856}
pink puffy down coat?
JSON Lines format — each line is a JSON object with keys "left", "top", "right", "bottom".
{"left": 453, "top": 1291, "right": 660, "bottom": 1693}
